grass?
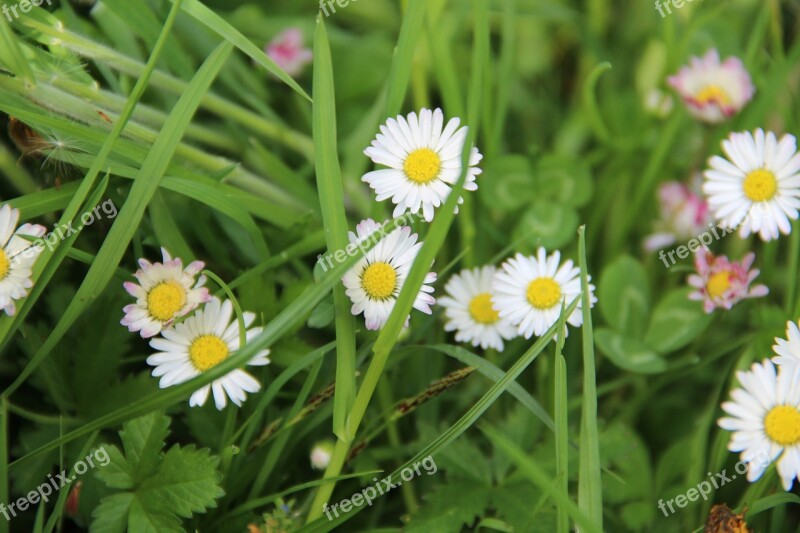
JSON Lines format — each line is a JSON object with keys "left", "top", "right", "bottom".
{"left": 0, "top": 0, "right": 799, "bottom": 532}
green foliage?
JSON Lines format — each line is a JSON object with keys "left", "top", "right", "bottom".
{"left": 91, "top": 413, "right": 224, "bottom": 532}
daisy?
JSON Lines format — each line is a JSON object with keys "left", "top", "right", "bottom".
{"left": 121, "top": 247, "right": 211, "bottom": 338}
{"left": 342, "top": 218, "right": 436, "bottom": 330}
{"left": 668, "top": 49, "right": 754, "bottom": 124}
{"left": 492, "top": 248, "right": 596, "bottom": 339}
{"left": 0, "top": 204, "right": 47, "bottom": 316}
{"left": 718, "top": 360, "right": 800, "bottom": 491}
{"left": 438, "top": 266, "right": 517, "bottom": 351}
{"left": 265, "top": 28, "right": 312, "bottom": 77}
{"left": 687, "top": 251, "right": 768, "bottom": 313}
{"left": 772, "top": 320, "right": 800, "bottom": 367}
{"left": 146, "top": 297, "right": 270, "bottom": 410}
{"left": 362, "top": 108, "right": 483, "bottom": 222}
{"left": 644, "top": 178, "right": 712, "bottom": 251}
{"left": 703, "top": 129, "right": 800, "bottom": 241}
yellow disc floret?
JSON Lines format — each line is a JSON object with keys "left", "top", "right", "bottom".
{"left": 361, "top": 262, "right": 397, "bottom": 300}
{"left": 695, "top": 85, "right": 731, "bottom": 106}
{"left": 743, "top": 169, "right": 778, "bottom": 202}
{"left": 189, "top": 334, "right": 229, "bottom": 372}
{"left": 706, "top": 271, "right": 732, "bottom": 300}
{"left": 404, "top": 148, "right": 442, "bottom": 184}
{"left": 469, "top": 293, "right": 499, "bottom": 325}
{"left": 526, "top": 278, "right": 562, "bottom": 310}
{"left": 147, "top": 281, "right": 187, "bottom": 322}
{"left": 764, "top": 405, "right": 800, "bottom": 446}
{"left": 0, "top": 250, "right": 9, "bottom": 280}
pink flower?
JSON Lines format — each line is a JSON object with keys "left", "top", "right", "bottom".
{"left": 688, "top": 251, "right": 768, "bottom": 313}
{"left": 265, "top": 28, "right": 312, "bottom": 77}
{"left": 668, "top": 49, "right": 754, "bottom": 124}
{"left": 644, "top": 178, "right": 712, "bottom": 251}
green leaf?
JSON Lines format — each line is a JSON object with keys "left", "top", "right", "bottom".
{"left": 405, "top": 481, "right": 491, "bottom": 532}
{"left": 747, "top": 492, "right": 800, "bottom": 516}
{"left": 94, "top": 446, "right": 134, "bottom": 490}
{"left": 90, "top": 493, "right": 134, "bottom": 533}
{"left": 127, "top": 498, "right": 183, "bottom": 533}
{"left": 137, "top": 445, "right": 224, "bottom": 518}
{"left": 644, "top": 289, "right": 712, "bottom": 354}
{"left": 118, "top": 413, "right": 170, "bottom": 482}
{"left": 512, "top": 201, "right": 579, "bottom": 251}
{"left": 534, "top": 155, "right": 593, "bottom": 208}
{"left": 597, "top": 255, "right": 650, "bottom": 338}
{"left": 312, "top": 16, "right": 357, "bottom": 441}
{"left": 594, "top": 328, "right": 667, "bottom": 375}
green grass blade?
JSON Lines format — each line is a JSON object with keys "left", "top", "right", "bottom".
{"left": 312, "top": 16, "right": 357, "bottom": 442}
{"left": 577, "top": 226, "right": 603, "bottom": 531}
{"left": 167, "top": 0, "right": 311, "bottom": 102}
{"left": 384, "top": 0, "right": 426, "bottom": 116}
{"left": 2, "top": 40, "right": 234, "bottom": 399}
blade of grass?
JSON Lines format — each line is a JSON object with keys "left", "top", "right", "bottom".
{"left": 0, "top": 0, "right": 186, "bottom": 355}
{"left": 555, "top": 303, "right": 570, "bottom": 533}
{"left": 2, "top": 40, "right": 234, "bottom": 399}
{"left": 312, "top": 16, "right": 357, "bottom": 442}
{"left": 577, "top": 226, "right": 603, "bottom": 531}
{"left": 480, "top": 423, "right": 602, "bottom": 533}
{"left": 166, "top": 0, "right": 310, "bottom": 102}
{"left": 298, "top": 299, "right": 579, "bottom": 532}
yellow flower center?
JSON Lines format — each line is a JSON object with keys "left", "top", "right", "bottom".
{"left": 526, "top": 278, "right": 562, "bottom": 310}
{"left": 404, "top": 148, "right": 442, "bottom": 184}
{"left": 361, "top": 262, "right": 397, "bottom": 300}
{"left": 468, "top": 293, "right": 499, "bottom": 325}
{"left": 147, "top": 281, "right": 187, "bottom": 322}
{"left": 706, "top": 271, "right": 732, "bottom": 300}
{"left": 764, "top": 405, "right": 800, "bottom": 446}
{"left": 695, "top": 85, "right": 731, "bottom": 106}
{"left": 0, "top": 249, "right": 9, "bottom": 280}
{"left": 743, "top": 169, "right": 778, "bottom": 202}
{"left": 189, "top": 334, "right": 229, "bottom": 372}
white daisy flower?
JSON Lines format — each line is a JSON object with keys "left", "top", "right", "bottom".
{"left": 146, "top": 297, "right": 270, "bottom": 410}
{"left": 703, "top": 129, "right": 800, "bottom": 242}
{"left": 718, "top": 360, "right": 800, "bottom": 491}
{"left": 492, "top": 248, "right": 596, "bottom": 340}
{"left": 342, "top": 218, "right": 436, "bottom": 331}
{"left": 0, "top": 204, "right": 47, "bottom": 316}
{"left": 773, "top": 320, "right": 800, "bottom": 367}
{"left": 362, "top": 107, "right": 483, "bottom": 222}
{"left": 439, "top": 266, "right": 517, "bottom": 351}
{"left": 121, "top": 247, "right": 211, "bottom": 338}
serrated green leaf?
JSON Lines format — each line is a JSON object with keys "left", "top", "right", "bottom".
{"left": 138, "top": 445, "right": 223, "bottom": 518}
{"left": 405, "top": 481, "right": 491, "bottom": 532}
{"left": 94, "top": 446, "right": 133, "bottom": 490}
{"left": 90, "top": 492, "right": 133, "bottom": 533}
{"left": 127, "top": 497, "right": 183, "bottom": 533}
{"left": 119, "top": 413, "right": 170, "bottom": 483}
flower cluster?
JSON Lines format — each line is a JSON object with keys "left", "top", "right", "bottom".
{"left": 121, "top": 248, "right": 269, "bottom": 410}
{"left": 344, "top": 109, "right": 596, "bottom": 346}
{"left": 664, "top": 49, "right": 800, "bottom": 492}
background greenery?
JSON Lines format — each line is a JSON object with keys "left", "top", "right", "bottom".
{"left": 0, "top": 0, "right": 799, "bottom": 531}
